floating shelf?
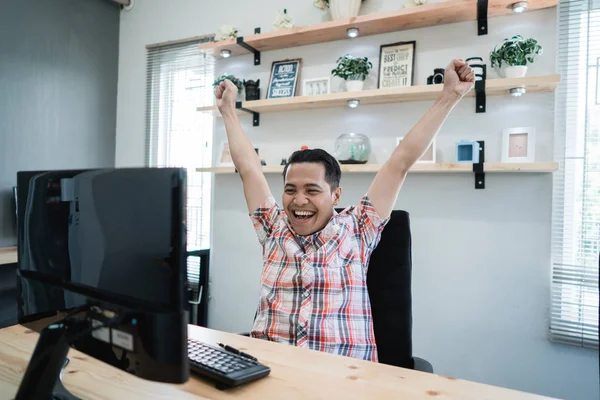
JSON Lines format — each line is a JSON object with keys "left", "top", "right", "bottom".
{"left": 197, "top": 74, "right": 561, "bottom": 115}
{"left": 198, "top": 0, "right": 557, "bottom": 60}
{"left": 0, "top": 247, "right": 17, "bottom": 267}
{"left": 196, "top": 162, "right": 559, "bottom": 174}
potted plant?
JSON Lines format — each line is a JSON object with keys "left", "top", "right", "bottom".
{"left": 331, "top": 55, "right": 373, "bottom": 92}
{"left": 313, "top": 0, "right": 366, "bottom": 20}
{"left": 213, "top": 74, "right": 244, "bottom": 100}
{"left": 489, "top": 35, "right": 542, "bottom": 78}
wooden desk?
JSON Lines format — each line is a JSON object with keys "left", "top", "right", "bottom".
{"left": 0, "top": 324, "right": 558, "bottom": 400}
{"left": 0, "top": 247, "right": 17, "bottom": 266}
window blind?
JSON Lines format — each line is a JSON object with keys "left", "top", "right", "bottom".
{"left": 551, "top": 0, "right": 600, "bottom": 348}
{"left": 145, "top": 37, "right": 216, "bottom": 298}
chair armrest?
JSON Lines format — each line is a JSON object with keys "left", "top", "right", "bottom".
{"left": 413, "top": 357, "right": 433, "bottom": 373}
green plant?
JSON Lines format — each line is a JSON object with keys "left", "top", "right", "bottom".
{"left": 489, "top": 35, "right": 542, "bottom": 68}
{"left": 331, "top": 55, "right": 373, "bottom": 81}
{"left": 213, "top": 74, "right": 243, "bottom": 91}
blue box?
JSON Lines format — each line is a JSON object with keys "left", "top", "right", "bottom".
{"left": 456, "top": 140, "right": 480, "bottom": 163}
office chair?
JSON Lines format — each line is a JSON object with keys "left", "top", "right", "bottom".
{"left": 0, "top": 262, "right": 18, "bottom": 329}
{"left": 365, "top": 209, "right": 433, "bottom": 372}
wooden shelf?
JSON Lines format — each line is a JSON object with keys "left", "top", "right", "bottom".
{"left": 0, "top": 247, "right": 17, "bottom": 266}
{"left": 197, "top": 75, "right": 560, "bottom": 115}
{"left": 196, "top": 162, "right": 559, "bottom": 174}
{"left": 198, "top": 0, "right": 557, "bottom": 59}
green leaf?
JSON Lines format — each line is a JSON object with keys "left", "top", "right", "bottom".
{"left": 489, "top": 35, "right": 542, "bottom": 68}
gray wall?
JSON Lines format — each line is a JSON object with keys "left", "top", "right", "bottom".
{"left": 0, "top": 0, "right": 119, "bottom": 246}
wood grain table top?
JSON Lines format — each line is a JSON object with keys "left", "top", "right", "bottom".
{"left": 0, "top": 324, "right": 559, "bottom": 400}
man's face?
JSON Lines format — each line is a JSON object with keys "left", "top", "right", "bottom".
{"left": 283, "top": 162, "right": 342, "bottom": 236}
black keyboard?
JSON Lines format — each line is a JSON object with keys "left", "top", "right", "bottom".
{"left": 187, "top": 338, "right": 271, "bottom": 389}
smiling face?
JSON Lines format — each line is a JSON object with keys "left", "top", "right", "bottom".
{"left": 283, "top": 162, "right": 342, "bottom": 236}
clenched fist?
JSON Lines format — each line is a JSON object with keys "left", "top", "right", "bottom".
{"left": 214, "top": 79, "right": 238, "bottom": 114}
{"left": 443, "top": 59, "right": 475, "bottom": 99}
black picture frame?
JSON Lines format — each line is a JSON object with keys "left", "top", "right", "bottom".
{"left": 266, "top": 58, "right": 302, "bottom": 99}
{"left": 377, "top": 41, "right": 416, "bottom": 89}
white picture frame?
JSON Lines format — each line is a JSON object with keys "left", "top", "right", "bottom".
{"left": 501, "top": 127, "right": 536, "bottom": 163}
{"left": 303, "top": 77, "right": 331, "bottom": 96}
{"left": 396, "top": 136, "right": 436, "bottom": 163}
{"left": 217, "top": 141, "right": 234, "bottom": 166}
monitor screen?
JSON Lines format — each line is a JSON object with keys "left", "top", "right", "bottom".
{"left": 17, "top": 168, "right": 187, "bottom": 313}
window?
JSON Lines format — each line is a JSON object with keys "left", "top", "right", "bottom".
{"left": 551, "top": 0, "right": 600, "bottom": 348}
{"left": 145, "top": 37, "right": 215, "bottom": 251}
{"left": 145, "top": 37, "right": 216, "bottom": 307}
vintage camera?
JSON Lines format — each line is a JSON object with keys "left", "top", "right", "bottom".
{"left": 426, "top": 68, "right": 445, "bottom": 85}
{"left": 243, "top": 79, "right": 260, "bottom": 101}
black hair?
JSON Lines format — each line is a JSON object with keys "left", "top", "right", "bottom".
{"left": 282, "top": 148, "right": 341, "bottom": 190}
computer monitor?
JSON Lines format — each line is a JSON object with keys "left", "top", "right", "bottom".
{"left": 15, "top": 167, "right": 190, "bottom": 399}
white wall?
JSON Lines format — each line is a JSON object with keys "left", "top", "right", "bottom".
{"left": 115, "top": 1, "right": 599, "bottom": 400}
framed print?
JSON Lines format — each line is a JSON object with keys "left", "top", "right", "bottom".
{"left": 378, "top": 41, "right": 416, "bottom": 89}
{"left": 217, "top": 141, "right": 234, "bottom": 166}
{"left": 502, "top": 127, "right": 536, "bottom": 163}
{"left": 266, "top": 58, "right": 302, "bottom": 99}
{"left": 303, "top": 77, "right": 331, "bottom": 96}
{"left": 397, "top": 136, "right": 436, "bottom": 163}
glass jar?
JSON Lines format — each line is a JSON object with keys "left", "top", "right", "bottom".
{"left": 334, "top": 133, "right": 371, "bottom": 164}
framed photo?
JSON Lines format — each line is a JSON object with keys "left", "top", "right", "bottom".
{"left": 502, "top": 127, "right": 536, "bottom": 163}
{"left": 303, "top": 77, "right": 331, "bottom": 96}
{"left": 266, "top": 58, "right": 302, "bottom": 99}
{"left": 378, "top": 41, "right": 416, "bottom": 89}
{"left": 397, "top": 136, "right": 436, "bottom": 163}
{"left": 217, "top": 141, "right": 233, "bottom": 166}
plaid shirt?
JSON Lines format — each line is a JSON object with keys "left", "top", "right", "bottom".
{"left": 249, "top": 194, "right": 389, "bottom": 362}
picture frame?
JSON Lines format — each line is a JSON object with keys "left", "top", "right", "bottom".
{"left": 266, "top": 58, "right": 302, "bottom": 99}
{"left": 303, "top": 77, "right": 331, "bottom": 96}
{"left": 397, "top": 136, "right": 436, "bottom": 163}
{"left": 501, "top": 127, "right": 536, "bottom": 163}
{"left": 378, "top": 41, "right": 416, "bottom": 89}
{"left": 217, "top": 141, "right": 234, "bottom": 166}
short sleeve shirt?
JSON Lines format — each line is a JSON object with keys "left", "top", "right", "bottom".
{"left": 249, "top": 194, "right": 388, "bottom": 362}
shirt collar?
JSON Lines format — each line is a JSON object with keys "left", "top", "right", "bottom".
{"left": 284, "top": 208, "right": 339, "bottom": 249}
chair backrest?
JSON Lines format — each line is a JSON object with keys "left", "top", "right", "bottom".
{"left": 367, "top": 210, "right": 413, "bottom": 368}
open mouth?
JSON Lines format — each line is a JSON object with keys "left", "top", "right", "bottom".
{"left": 291, "top": 210, "right": 316, "bottom": 221}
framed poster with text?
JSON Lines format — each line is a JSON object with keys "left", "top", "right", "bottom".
{"left": 377, "top": 41, "right": 416, "bottom": 89}
{"left": 266, "top": 59, "right": 302, "bottom": 99}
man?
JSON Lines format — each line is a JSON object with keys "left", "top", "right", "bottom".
{"left": 214, "top": 59, "right": 474, "bottom": 362}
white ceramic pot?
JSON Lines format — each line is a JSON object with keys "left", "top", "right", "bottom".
{"left": 502, "top": 65, "right": 528, "bottom": 78}
{"left": 329, "top": 0, "right": 362, "bottom": 20}
{"left": 345, "top": 79, "right": 364, "bottom": 92}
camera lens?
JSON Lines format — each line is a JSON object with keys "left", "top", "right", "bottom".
{"left": 433, "top": 73, "right": 444, "bottom": 84}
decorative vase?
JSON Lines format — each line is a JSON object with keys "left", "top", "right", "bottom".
{"left": 329, "top": 0, "right": 362, "bottom": 20}
{"left": 334, "top": 133, "right": 371, "bottom": 164}
{"left": 502, "top": 65, "right": 527, "bottom": 78}
{"left": 345, "top": 79, "right": 364, "bottom": 92}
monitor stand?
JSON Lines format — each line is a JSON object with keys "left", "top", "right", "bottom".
{"left": 15, "top": 318, "right": 88, "bottom": 400}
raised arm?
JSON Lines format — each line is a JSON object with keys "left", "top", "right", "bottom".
{"left": 367, "top": 59, "right": 475, "bottom": 219}
{"left": 215, "top": 80, "right": 272, "bottom": 213}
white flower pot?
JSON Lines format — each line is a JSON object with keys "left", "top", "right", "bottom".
{"left": 345, "top": 80, "right": 364, "bottom": 92}
{"left": 502, "top": 65, "right": 528, "bottom": 78}
{"left": 329, "top": 0, "right": 362, "bottom": 20}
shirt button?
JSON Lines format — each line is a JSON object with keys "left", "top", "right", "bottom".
{"left": 303, "top": 291, "right": 309, "bottom": 298}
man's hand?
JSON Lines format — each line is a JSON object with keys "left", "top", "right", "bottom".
{"left": 214, "top": 79, "right": 272, "bottom": 213}
{"left": 442, "top": 59, "right": 475, "bottom": 100}
{"left": 215, "top": 79, "right": 238, "bottom": 115}
{"left": 366, "top": 58, "right": 470, "bottom": 220}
